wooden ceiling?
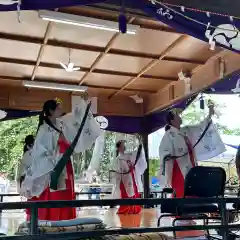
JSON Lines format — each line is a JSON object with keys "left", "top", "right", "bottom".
{"left": 0, "top": 4, "right": 239, "bottom": 116}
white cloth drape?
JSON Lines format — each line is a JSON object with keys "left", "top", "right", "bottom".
{"left": 21, "top": 99, "right": 103, "bottom": 198}
{"left": 158, "top": 119, "right": 226, "bottom": 187}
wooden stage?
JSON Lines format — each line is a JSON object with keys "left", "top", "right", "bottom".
{"left": 0, "top": 208, "right": 207, "bottom": 239}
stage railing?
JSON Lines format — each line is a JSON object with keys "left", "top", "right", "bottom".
{"left": 0, "top": 197, "right": 239, "bottom": 239}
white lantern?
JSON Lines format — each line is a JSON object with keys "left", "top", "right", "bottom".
{"left": 0, "top": 110, "right": 7, "bottom": 120}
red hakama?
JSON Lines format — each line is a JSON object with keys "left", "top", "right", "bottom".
{"left": 26, "top": 137, "right": 76, "bottom": 221}
{"left": 117, "top": 162, "right": 141, "bottom": 214}
{"left": 171, "top": 136, "right": 196, "bottom": 198}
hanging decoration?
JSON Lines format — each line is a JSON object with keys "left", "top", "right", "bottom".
{"left": 178, "top": 70, "right": 192, "bottom": 94}
{"left": 199, "top": 94, "right": 205, "bottom": 109}
{"left": 0, "top": 0, "right": 21, "bottom": 22}
{"left": 231, "top": 78, "right": 240, "bottom": 93}
{"left": 130, "top": 95, "right": 144, "bottom": 104}
{"left": 143, "top": 0, "right": 240, "bottom": 53}
{"left": 119, "top": 0, "right": 127, "bottom": 34}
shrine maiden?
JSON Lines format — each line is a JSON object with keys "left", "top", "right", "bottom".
{"left": 21, "top": 98, "right": 103, "bottom": 221}
{"left": 159, "top": 103, "right": 225, "bottom": 198}
{"left": 17, "top": 134, "right": 35, "bottom": 193}
{"left": 111, "top": 139, "right": 147, "bottom": 214}
{"left": 17, "top": 135, "right": 39, "bottom": 221}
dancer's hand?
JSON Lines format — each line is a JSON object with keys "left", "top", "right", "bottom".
{"left": 208, "top": 100, "right": 215, "bottom": 118}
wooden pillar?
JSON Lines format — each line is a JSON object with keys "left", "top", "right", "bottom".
{"left": 141, "top": 132, "right": 150, "bottom": 200}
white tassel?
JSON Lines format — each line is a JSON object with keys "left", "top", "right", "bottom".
{"left": 209, "top": 37, "right": 215, "bottom": 51}
{"left": 130, "top": 95, "right": 143, "bottom": 104}
{"left": 17, "top": 0, "right": 21, "bottom": 23}
{"left": 184, "top": 78, "right": 191, "bottom": 94}
{"left": 219, "top": 59, "right": 225, "bottom": 78}
{"left": 232, "top": 79, "right": 240, "bottom": 93}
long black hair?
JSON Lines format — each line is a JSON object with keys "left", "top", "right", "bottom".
{"left": 37, "top": 100, "right": 62, "bottom": 133}
{"left": 116, "top": 140, "right": 125, "bottom": 157}
{"left": 23, "top": 135, "right": 35, "bottom": 153}
{"left": 165, "top": 111, "right": 175, "bottom": 131}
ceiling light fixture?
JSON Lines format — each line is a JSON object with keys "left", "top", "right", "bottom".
{"left": 23, "top": 81, "right": 87, "bottom": 92}
{"left": 38, "top": 10, "right": 139, "bottom": 35}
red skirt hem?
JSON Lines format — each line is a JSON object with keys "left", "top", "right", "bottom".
{"left": 117, "top": 168, "right": 142, "bottom": 215}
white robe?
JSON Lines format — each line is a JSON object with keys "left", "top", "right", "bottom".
{"left": 16, "top": 149, "right": 33, "bottom": 194}
{"left": 21, "top": 99, "right": 103, "bottom": 198}
{"left": 111, "top": 147, "right": 147, "bottom": 198}
{"left": 158, "top": 119, "right": 226, "bottom": 186}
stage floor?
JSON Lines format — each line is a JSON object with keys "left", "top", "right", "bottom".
{"left": 0, "top": 207, "right": 208, "bottom": 239}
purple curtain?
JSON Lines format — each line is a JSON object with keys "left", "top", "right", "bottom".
{"left": 139, "top": 0, "right": 240, "bottom": 53}
{"left": 0, "top": 0, "right": 103, "bottom": 11}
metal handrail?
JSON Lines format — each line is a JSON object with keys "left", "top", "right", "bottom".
{"left": 0, "top": 197, "right": 237, "bottom": 239}
{"left": 0, "top": 196, "right": 236, "bottom": 239}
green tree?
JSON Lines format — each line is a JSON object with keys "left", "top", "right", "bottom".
{"left": 182, "top": 95, "right": 240, "bottom": 136}
{"left": 0, "top": 116, "right": 38, "bottom": 179}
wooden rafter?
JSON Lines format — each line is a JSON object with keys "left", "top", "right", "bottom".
{"left": 31, "top": 22, "right": 53, "bottom": 81}
{"left": 78, "top": 32, "right": 119, "bottom": 85}
{"left": 0, "top": 75, "right": 156, "bottom": 94}
{"left": 78, "top": 17, "right": 135, "bottom": 85}
{"left": 0, "top": 56, "right": 178, "bottom": 81}
{"left": 0, "top": 32, "right": 205, "bottom": 65}
{"left": 108, "top": 35, "right": 188, "bottom": 99}
{"left": 146, "top": 49, "right": 230, "bottom": 114}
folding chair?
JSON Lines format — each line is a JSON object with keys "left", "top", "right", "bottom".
{"left": 157, "top": 166, "right": 226, "bottom": 238}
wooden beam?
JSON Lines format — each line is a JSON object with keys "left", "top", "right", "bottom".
{"left": 0, "top": 56, "right": 177, "bottom": 81}
{"left": 0, "top": 86, "right": 142, "bottom": 117}
{"left": 31, "top": 22, "right": 53, "bottom": 81}
{"left": 79, "top": 17, "right": 135, "bottom": 85}
{"left": 0, "top": 32, "right": 204, "bottom": 65}
{"left": 162, "top": 0, "right": 240, "bottom": 18}
{"left": 108, "top": 35, "right": 188, "bottom": 99}
{"left": 0, "top": 75, "right": 156, "bottom": 94}
{"left": 145, "top": 50, "right": 240, "bottom": 114}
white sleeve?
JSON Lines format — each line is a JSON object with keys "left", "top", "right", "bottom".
{"left": 16, "top": 157, "right": 25, "bottom": 183}
{"left": 182, "top": 118, "right": 210, "bottom": 138}
{"left": 182, "top": 118, "right": 226, "bottom": 161}
{"left": 60, "top": 99, "right": 102, "bottom": 153}
{"left": 21, "top": 126, "right": 57, "bottom": 198}
{"left": 134, "top": 147, "right": 147, "bottom": 176}
{"left": 16, "top": 151, "right": 32, "bottom": 182}
{"left": 31, "top": 126, "right": 57, "bottom": 178}
{"left": 158, "top": 133, "right": 174, "bottom": 186}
